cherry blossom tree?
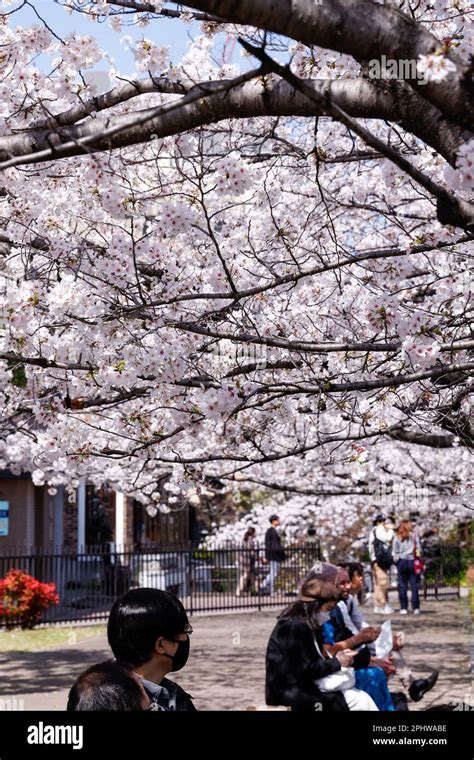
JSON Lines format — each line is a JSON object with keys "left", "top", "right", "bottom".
{"left": 0, "top": 0, "right": 472, "bottom": 537}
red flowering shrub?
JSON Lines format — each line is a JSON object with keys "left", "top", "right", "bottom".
{"left": 0, "top": 569, "right": 59, "bottom": 629}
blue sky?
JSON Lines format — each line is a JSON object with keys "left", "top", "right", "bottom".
{"left": 5, "top": 0, "right": 205, "bottom": 75}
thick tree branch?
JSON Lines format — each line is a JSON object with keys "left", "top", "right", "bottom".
{"left": 388, "top": 428, "right": 455, "bottom": 448}
{"left": 172, "top": 322, "right": 474, "bottom": 357}
{"left": 30, "top": 77, "right": 190, "bottom": 130}
{"left": 240, "top": 40, "right": 474, "bottom": 233}
{"left": 251, "top": 362, "right": 474, "bottom": 395}
{"left": 105, "top": 0, "right": 223, "bottom": 21}
{"left": 0, "top": 76, "right": 470, "bottom": 169}
{"left": 173, "top": 0, "right": 474, "bottom": 132}
{"left": 0, "top": 68, "right": 262, "bottom": 170}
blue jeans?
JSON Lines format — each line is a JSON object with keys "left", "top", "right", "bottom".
{"left": 261, "top": 560, "right": 280, "bottom": 594}
{"left": 397, "top": 559, "right": 420, "bottom": 610}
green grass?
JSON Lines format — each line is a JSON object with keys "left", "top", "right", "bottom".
{"left": 0, "top": 625, "right": 106, "bottom": 652}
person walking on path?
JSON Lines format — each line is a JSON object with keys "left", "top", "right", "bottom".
{"left": 260, "top": 515, "right": 286, "bottom": 596}
{"left": 393, "top": 520, "right": 423, "bottom": 615}
{"left": 369, "top": 514, "right": 395, "bottom": 615}
{"left": 236, "top": 527, "right": 257, "bottom": 596}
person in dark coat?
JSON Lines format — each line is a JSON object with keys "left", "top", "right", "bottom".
{"left": 260, "top": 514, "right": 286, "bottom": 595}
{"left": 266, "top": 578, "right": 364, "bottom": 711}
{"left": 236, "top": 527, "right": 257, "bottom": 595}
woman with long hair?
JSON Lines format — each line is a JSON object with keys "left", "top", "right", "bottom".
{"left": 265, "top": 578, "right": 378, "bottom": 711}
{"left": 393, "top": 520, "right": 422, "bottom": 614}
{"left": 236, "top": 527, "right": 257, "bottom": 596}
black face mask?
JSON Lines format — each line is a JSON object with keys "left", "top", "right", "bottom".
{"left": 163, "top": 636, "right": 190, "bottom": 671}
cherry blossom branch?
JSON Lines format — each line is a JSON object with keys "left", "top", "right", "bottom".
{"left": 0, "top": 352, "right": 93, "bottom": 371}
{"left": 0, "top": 67, "right": 263, "bottom": 170}
{"left": 0, "top": 76, "right": 469, "bottom": 169}
{"left": 240, "top": 40, "right": 474, "bottom": 233}
{"left": 30, "top": 76, "right": 191, "bottom": 130}
{"left": 248, "top": 361, "right": 474, "bottom": 395}
{"left": 111, "top": 236, "right": 471, "bottom": 315}
{"left": 172, "top": 322, "right": 474, "bottom": 356}
{"left": 105, "top": 0, "right": 222, "bottom": 21}
{"left": 388, "top": 428, "right": 456, "bottom": 448}
{"left": 174, "top": 0, "right": 474, "bottom": 132}
{"left": 94, "top": 423, "right": 401, "bottom": 462}
{"left": 223, "top": 475, "right": 369, "bottom": 496}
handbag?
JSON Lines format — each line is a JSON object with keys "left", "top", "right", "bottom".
{"left": 312, "top": 635, "right": 356, "bottom": 692}
{"left": 413, "top": 538, "right": 424, "bottom": 575}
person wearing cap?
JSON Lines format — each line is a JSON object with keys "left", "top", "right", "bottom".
{"left": 259, "top": 514, "right": 286, "bottom": 595}
{"left": 369, "top": 514, "right": 395, "bottom": 614}
{"left": 265, "top": 578, "right": 377, "bottom": 710}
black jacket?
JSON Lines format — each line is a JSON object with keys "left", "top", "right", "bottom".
{"left": 143, "top": 678, "right": 196, "bottom": 711}
{"left": 265, "top": 617, "right": 349, "bottom": 712}
{"left": 265, "top": 527, "right": 286, "bottom": 562}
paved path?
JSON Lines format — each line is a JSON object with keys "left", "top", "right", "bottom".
{"left": 0, "top": 597, "right": 471, "bottom": 710}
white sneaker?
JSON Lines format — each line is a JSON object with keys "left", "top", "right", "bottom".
{"left": 382, "top": 605, "right": 394, "bottom": 614}
{"left": 399, "top": 609, "right": 408, "bottom": 615}
{"left": 374, "top": 606, "right": 385, "bottom": 614}
{"left": 413, "top": 609, "right": 421, "bottom": 615}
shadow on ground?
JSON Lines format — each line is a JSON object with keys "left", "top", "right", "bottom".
{"left": 0, "top": 600, "right": 470, "bottom": 711}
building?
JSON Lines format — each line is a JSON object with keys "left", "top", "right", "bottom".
{"left": 0, "top": 470, "right": 194, "bottom": 554}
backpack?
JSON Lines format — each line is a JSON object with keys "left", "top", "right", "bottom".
{"left": 373, "top": 536, "right": 393, "bottom": 570}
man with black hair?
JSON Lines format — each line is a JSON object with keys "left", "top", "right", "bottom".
{"left": 260, "top": 514, "right": 286, "bottom": 596}
{"left": 107, "top": 587, "right": 196, "bottom": 711}
{"left": 67, "top": 661, "right": 151, "bottom": 711}
{"left": 338, "top": 562, "right": 368, "bottom": 630}
{"left": 339, "top": 563, "right": 438, "bottom": 704}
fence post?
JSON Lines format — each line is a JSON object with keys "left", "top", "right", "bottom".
{"left": 188, "top": 544, "right": 194, "bottom": 617}
{"left": 457, "top": 543, "right": 461, "bottom": 598}
{"left": 257, "top": 543, "right": 262, "bottom": 612}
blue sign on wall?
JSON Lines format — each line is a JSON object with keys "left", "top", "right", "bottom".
{"left": 0, "top": 500, "right": 9, "bottom": 536}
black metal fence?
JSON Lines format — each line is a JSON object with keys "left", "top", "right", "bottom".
{"left": 421, "top": 542, "right": 462, "bottom": 599}
{"left": 0, "top": 540, "right": 460, "bottom": 627}
{"left": 0, "top": 541, "right": 322, "bottom": 626}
